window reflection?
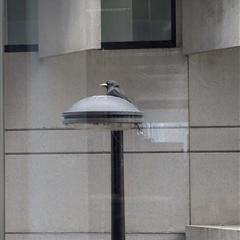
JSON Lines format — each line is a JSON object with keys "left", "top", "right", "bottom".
{"left": 6, "top": 0, "right": 38, "bottom": 45}
{"left": 143, "top": 122, "right": 189, "bottom": 152}
{"left": 101, "top": 0, "right": 172, "bottom": 43}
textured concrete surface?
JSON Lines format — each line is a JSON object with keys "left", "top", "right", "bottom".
{"left": 124, "top": 153, "right": 189, "bottom": 233}
{"left": 186, "top": 225, "right": 240, "bottom": 240}
{"left": 190, "top": 128, "right": 240, "bottom": 151}
{"left": 5, "top": 155, "right": 90, "bottom": 232}
{"left": 5, "top": 4, "right": 240, "bottom": 237}
{"left": 6, "top": 153, "right": 189, "bottom": 233}
{"left": 5, "top": 128, "right": 188, "bottom": 154}
{"left": 6, "top": 233, "right": 185, "bottom": 240}
{"left": 4, "top": 48, "right": 189, "bottom": 234}
{"left": 183, "top": 0, "right": 240, "bottom": 54}
{"left": 38, "top": 0, "right": 101, "bottom": 57}
{"left": 188, "top": 46, "right": 240, "bottom": 232}
{"left": 4, "top": 52, "right": 87, "bottom": 129}
{"left": 190, "top": 153, "right": 240, "bottom": 225}
{"left": 189, "top": 48, "right": 240, "bottom": 127}
{"left": 87, "top": 49, "right": 188, "bottom": 126}
{"left": 4, "top": 48, "right": 188, "bottom": 130}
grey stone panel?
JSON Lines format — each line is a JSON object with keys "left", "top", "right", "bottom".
{"left": 4, "top": 52, "right": 87, "bottom": 129}
{"left": 6, "top": 233, "right": 185, "bottom": 240}
{"left": 190, "top": 153, "right": 240, "bottom": 225}
{"left": 183, "top": 0, "right": 240, "bottom": 54}
{"left": 190, "top": 128, "right": 240, "bottom": 151}
{"left": 6, "top": 155, "right": 90, "bottom": 233}
{"left": 5, "top": 49, "right": 188, "bottom": 130}
{"left": 186, "top": 225, "right": 240, "bottom": 240}
{"left": 5, "top": 129, "right": 189, "bottom": 154}
{"left": 189, "top": 48, "right": 240, "bottom": 127}
{"left": 6, "top": 153, "right": 189, "bottom": 233}
{"left": 124, "top": 153, "right": 189, "bottom": 233}
{"left": 38, "top": 0, "right": 101, "bottom": 57}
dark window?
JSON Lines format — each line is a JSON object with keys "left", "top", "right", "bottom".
{"left": 4, "top": 0, "right": 38, "bottom": 52}
{"left": 4, "top": 0, "right": 176, "bottom": 52}
{"left": 101, "top": 0, "right": 176, "bottom": 49}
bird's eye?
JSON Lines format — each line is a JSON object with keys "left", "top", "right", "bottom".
{"left": 106, "top": 81, "right": 110, "bottom": 84}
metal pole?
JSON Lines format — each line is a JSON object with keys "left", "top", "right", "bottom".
{"left": 0, "top": 0, "right": 4, "bottom": 239}
{"left": 111, "top": 131, "right": 125, "bottom": 240}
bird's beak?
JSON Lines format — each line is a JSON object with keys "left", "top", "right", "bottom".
{"left": 100, "top": 83, "right": 107, "bottom": 87}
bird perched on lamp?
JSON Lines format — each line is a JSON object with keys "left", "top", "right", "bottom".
{"left": 100, "top": 80, "right": 142, "bottom": 133}
{"left": 100, "top": 80, "right": 129, "bottom": 101}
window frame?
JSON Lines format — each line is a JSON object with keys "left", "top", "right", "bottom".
{"left": 4, "top": 0, "right": 176, "bottom": 52}
{"left": 101, "top": 0, "right": 176, "bottom": 50}
{"left": 4, "top": 44, "right": 38, "bottom": 52}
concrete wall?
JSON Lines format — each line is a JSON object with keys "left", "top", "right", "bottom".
{"left": 182, "top": 0, "right": 240, "bottom": 54}
{"left": 5, "top": 47, "right": 240, "bottom": 239}
{"left": 4, "top": 48, "right": 188, "bottom": 240}
{"left": 38, "top": 0, "right": 101, "bottom": 57}
{"left": 38, "top": 0, "right": 182, "bottom": 58}
{"left": 189, "top": 48, "right": 240, "bottom": 226}
{"left": 4, "top": 1, "right": 240, "bottom": 240}
{"left": 5, "top": 48, "right": 240, "bottom": 240}
{"left": 182, "top": 0, "right": 240, "bottom": 229}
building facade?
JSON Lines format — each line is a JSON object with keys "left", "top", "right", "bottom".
{"left": 2, "top": 0, "right": 240, "bottom": 239}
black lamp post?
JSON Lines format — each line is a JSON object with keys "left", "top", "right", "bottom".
{"left": 62, "top": 95, "right": 143, "bottom": 240}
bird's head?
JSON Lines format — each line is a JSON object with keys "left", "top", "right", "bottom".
{"left": 100, "top": 80, "right": 120, "bottom": 89}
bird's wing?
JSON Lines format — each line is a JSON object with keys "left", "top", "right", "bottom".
{"left": 108, "top": 87, "right": 129, "bottom": 101}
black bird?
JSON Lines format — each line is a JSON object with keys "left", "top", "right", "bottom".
{"left": 100, "top": 80, "right": 142, "bottom": 133}
{"left": 100, "top": 80, "right": 129, "bottom": 101}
